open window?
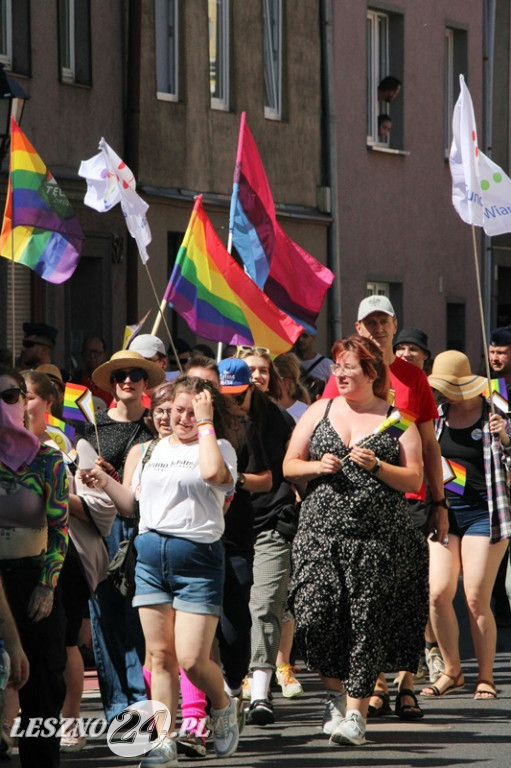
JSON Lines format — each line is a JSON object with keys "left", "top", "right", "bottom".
{"left": 367, "top": 8, "right": 404, "bottom": 150}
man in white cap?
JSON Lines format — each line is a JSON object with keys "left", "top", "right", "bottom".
{"left": 128, "top": 334, "right": 168, "bottom": 372}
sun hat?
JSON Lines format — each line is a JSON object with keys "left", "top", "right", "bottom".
{"left": 357, "top": 295, "right": 395, "bottom": 322}
{"left": 128, "top": 334, "right": 166, "bottom": 358}
{"left": 393, "top": 328, "right": 431, "bottom": 358}
{"left": 36, "top": 364, "right": 65, "bottom": 391}
{"left": 428, "top": 350, "right": 487, "bottom": 401}
{"left": 92, "top": 350, "right": 166, "bottom": 391}
{"left": 217, "top": 358, "right": 252, "bottom": 394}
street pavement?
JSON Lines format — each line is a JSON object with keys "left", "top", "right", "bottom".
{"left": 6, "top": 582, "right": 511, "bottom": 767}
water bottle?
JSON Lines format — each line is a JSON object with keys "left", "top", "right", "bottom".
{"left": 0, "top": 639, "right": 10, "bottom": 690}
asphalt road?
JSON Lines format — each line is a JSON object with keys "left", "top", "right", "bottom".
{"left": 7, "top": 582, "right": 511, "bottom": 768}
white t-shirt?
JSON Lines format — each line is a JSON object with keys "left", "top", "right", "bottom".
{"left": 132, "top": 437, "right": 237, "bottom": 543}
{"left": 300, "top": 353, "right": 334, "bottom": 383}
{"left": 287, "top": 400, "right": 309, "bottom": 423}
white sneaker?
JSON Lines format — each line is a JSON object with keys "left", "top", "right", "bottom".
{"left": 322, "top": 691, "right": 347, "bottom": 735}
{"left": 425, "top": 646, "right": 445, "bottom": 683}
{"left": 139, "top": 739, "right": 178, "bottom": 768}
{"left": 329, "top": 710, "right": 367, "bottom": 746}
{"left": 60, "top": 733, "right": 87, "bottom": 752}
{"left": 211, "top": 695, "right": 239, "bottom": 758}
{"left": 276, "top": 664, "right": 303, "bottom": 698}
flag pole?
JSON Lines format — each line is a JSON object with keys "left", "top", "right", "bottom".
{"left": 471, "top": 225, "right": 494, "bottom": 414}
{"left": 143, "top": 262, "right": 183, "bottom": 374}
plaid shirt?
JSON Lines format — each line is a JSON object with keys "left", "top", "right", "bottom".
{"left": 435, "top": 401, "right": 511, "bottom": 543}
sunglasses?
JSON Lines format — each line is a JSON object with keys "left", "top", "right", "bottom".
{"left": 22, "top": 339, "right": 51, "bottom": 349}
{"left": 110, "top": 368, "right": 147, "bottom": 384}
{"left": 0, "top": 387, "right": 26, "bottom": 405}
{"left": 236, "top": 346, "right": 270, "bottom": 357}
{"left": 234, "top": 390, "right": 248, "bottom": 405}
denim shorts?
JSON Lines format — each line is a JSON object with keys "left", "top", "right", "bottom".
{"left": 448, "top": 498, "right": 490, "bottom": 538}
{"left": 133, "top": 531, "right": 224, "bottom": 616}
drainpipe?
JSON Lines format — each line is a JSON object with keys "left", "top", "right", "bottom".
{"left": 483, "top": 0, "right": 495, "bottom": 335}
{"left": 320, "top": 0, "right": 342, "bottom": 344}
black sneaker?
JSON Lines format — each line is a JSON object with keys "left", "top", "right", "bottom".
{"left": 246, "top": 698, "right": 274, "bottom": 726}
{"left": 175, "top": 731, "right": 207, "bottom": 758}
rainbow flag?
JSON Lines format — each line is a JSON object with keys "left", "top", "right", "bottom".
{"left": 229, "top": 112, "right": 334, "bottom": 332}
{"left": 164, "top": 196, "right": 303, "bottom": 355}
{"left": 484, "top": 378, "right": 509, "bottom": 414}
{"left": 442, "top": 457, "right": 466, "bottom": 495}
{"left": 373, "top": 409, "right": 415, "bottom": 439}
{"left": 62, "top": 383, "right": 96, "bottom": 424}
{"left": 44, "top": 413, "right": 76, "bottom": 443}
{"left": 0, "top": 117, "right": 84, "bottom": 283}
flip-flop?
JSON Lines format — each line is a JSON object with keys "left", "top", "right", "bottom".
{"left": 395, "top": 688, "right": 424, "bottom": 720}
{"left": 367, "top": 690, "right": 392, "bottom": 717}
{"left": 474, "top": 679, "right": 497, "bottom": 700}
{"left": 421, "top": 671, "right": 464, "bottom": 697}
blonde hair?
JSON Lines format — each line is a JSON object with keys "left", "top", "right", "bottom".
{"left": 273, "top": 353, "right": 310, "bottom": 404}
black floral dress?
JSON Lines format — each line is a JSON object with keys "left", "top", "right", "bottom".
{"left": 290, "top": 402, "right": 428, "bottom": 699}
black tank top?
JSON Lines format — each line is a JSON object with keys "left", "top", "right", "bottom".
{"left": 439, "top": 418, "right": 486, "bottom": 501}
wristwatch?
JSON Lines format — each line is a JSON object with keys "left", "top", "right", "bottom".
{"left": 433, "top": 497, "right": 450, "bottom": 509}
{"left": 369, "top": 457, "right": 381, "bottom": 474}
{"left": 237, "top": 473, "right": 246, "bottom": 489}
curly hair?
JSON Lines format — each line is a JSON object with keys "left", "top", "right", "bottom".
{"left": 168, "top": 375, "right": 240, "bottom": 448}
{"left": 330, "top": 334, "right": 389, "bottom": 401}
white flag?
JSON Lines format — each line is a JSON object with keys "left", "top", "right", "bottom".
{"left": 450, "top": 75, "right": 511, "bottom": 236}
{"left": 79, "top": 138, "right": 151, "bottom": 263}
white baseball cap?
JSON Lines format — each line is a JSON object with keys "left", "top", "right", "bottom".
{"left": 357, "top": 296, "right": 395, "bottom": 322}
{"left": 128, "top": 334, "right": 166, "bottom": 358}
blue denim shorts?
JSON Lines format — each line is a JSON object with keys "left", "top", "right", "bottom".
{"left": 133, "top": 531, "right": 225, "bottom": 616}
{"left": 448, "top": 499, "right": 490, "bottom": 538}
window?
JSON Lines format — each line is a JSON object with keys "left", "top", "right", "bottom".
{"left": 0, "top": 0, "right": 30, "bottom": 75}
{"left": 58, "top": 0, "right": 91, "bottom": 86}
{"left": 263, "top": 0, "right": 282, "bottom": 120}
{"left": 155, "top": 0, "right": 179, "bottom": 101}
{"left": 367, "top": 8, "right": 403, "bottom": 149}
{"left": 208, "top": 0, "right": 229, "bottom": 110}
{"left": 444, "top": 27, "right": 467, "bottom": 156}
{"left": 365, "top": 280, "right": 403, "bottom": 322}
{"left": 446, "top": 302, "right": 465, "bottom": 351}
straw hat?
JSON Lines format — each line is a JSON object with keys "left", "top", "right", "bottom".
{"left": 92, "top": 350, "right": 165, "bottom": 391}
{"left": 428, "top": 351, "right": 487, "bottom": 401}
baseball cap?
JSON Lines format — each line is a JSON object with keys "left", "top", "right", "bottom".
{"left": 129, "top": 334, "right": 166, "bottom": 358}
{"left": 217, "top": 358, "right": 252, "bottom": 394}
{"left": 357, "top": 296, "right": 395, "bottom": 322}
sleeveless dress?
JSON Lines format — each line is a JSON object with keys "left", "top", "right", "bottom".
{"left": 290, "top": 402, "right": 429, "bottom": 699}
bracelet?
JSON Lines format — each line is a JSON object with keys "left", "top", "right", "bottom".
{"left": 197, "top": 419, "right": 214, "bottom": 427}
{"left": 198, "top": 429, "right": 216, "bottom": 438}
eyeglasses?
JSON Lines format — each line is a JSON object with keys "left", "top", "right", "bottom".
{"left": 0, "top": 387, "right": 26, "bottom": 405}
{"left": 22, "top": 339, "right": 51, "bottom": 349}
{"left": 110, "top": 368, "right": 147, "bottom": 384}
{"left": 153, "top": 407, "right": 172, "bottom": 418}
{"left": 330, "top": 363, "right": 359, "bottom": 376}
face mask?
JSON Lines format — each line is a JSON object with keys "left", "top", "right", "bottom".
{"left": 0, "top": 399, "right": 40, "bottom": 472}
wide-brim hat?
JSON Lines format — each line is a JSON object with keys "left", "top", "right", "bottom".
{"left": 428, "top": 350, "right": 487, "bottom": 401}
{"left": 92, "top": 350, "right": 165, "bottom": 391}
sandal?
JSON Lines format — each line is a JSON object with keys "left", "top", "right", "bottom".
{"left": 367, "top": 690, "right": 392, "bottom": 718}
{"left": 474, "top": 679, "right": 497, "bottom": 700}
{"left": 395, "top": 688, "right": 424, "bottom": 720}
{"left": 421, "top": 671, "right": 464, "bottom": 697}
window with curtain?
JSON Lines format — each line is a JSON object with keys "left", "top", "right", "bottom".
{"left": 155, "top": 0, "right": 179, "bottom": 101}
{"left": 208, "top": 0, "right": 229, "bottom": 110}
{"left": 263, "top": 0, "right": 282, "bottom": 120}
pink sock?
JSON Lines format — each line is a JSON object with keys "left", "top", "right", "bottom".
{"left": 143, "top": 666, "right": 152, "bottom": 699}
{"left": 179, "top": 667, "right": 208, "bottom": 734}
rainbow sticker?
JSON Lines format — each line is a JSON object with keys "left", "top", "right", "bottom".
{"left": 442, "top": 457, "right": 466, "bottom": 495}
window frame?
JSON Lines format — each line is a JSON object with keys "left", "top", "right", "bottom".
{"left": 58, "top": 0, "right": 91, "bottom": 86}
{"left": 155, "top": 0, "right": 179, "bottom": 103}
{"left": 59, "top": 0, "right": 75, "bottom": 83}
{"left": 444, "top": 25, "right": 467, "bottom": 157}
{"left": 208, "top": 0, "right": 230, "bottom": 112}
{"left": 263, "top": 0, "right": 282, "bottom": 121}
{"left": 0, "top": 0, "right": 12, "bottom": 67}
{"left": 366, "top": 9, "right": 389, "bottom": 145}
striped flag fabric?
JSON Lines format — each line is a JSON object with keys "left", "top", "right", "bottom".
{"left": 164, "top": 195, "right": 303, "bottom": 356}
{"left": 442, "top": 457, "right": 467, "bottom": 495}
{"left": 62, "top": 382, "right": 96, "bottom": 424}
{"left": 373, "top": 409, "right": 416, "bottom": 439}
{"left": 0, "top": 117, "right": 84, "bottom": 283}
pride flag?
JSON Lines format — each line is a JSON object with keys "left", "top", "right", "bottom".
{"left": 164, "top": 196, "right": 303, "bottom": 355}
{"left": 484, "top": 377, "right": 509, "bottom": 414}
{"left": 63, "top": 383, "right": 96, "bottom": 424}
{"left": 44, "top": 413, "right": 76, "bottom": 443}
{"left": 0, "top": 117, "right": 84, "bottom": 283}
{"left": 442, "top": 457, "right": 467, "bottom": 495}
{"left": 229, "top": 112, "right": 334, "bottom": 332}
{"left": 373, "top": 409, "right": 416, "bottom": 439}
